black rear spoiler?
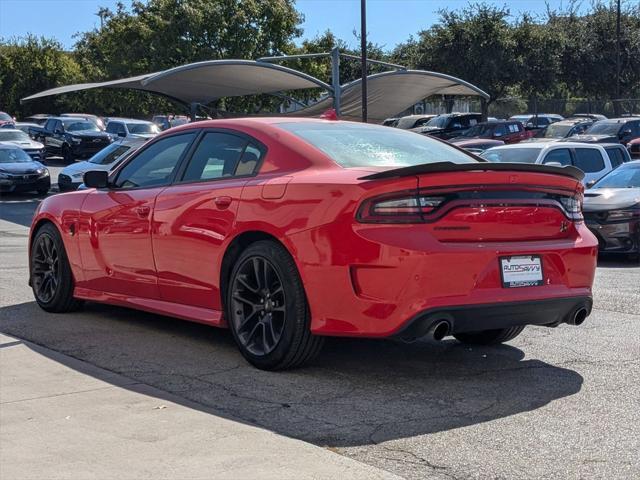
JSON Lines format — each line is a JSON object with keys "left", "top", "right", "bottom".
{"left": 358, "top": 161, "right": 585, "bottom": 182}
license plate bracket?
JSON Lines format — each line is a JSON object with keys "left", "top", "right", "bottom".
{"left": 500, "top": 255, "right": 543, "bottom": 288}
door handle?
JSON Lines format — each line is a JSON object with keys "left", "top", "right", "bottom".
{"left": 135, "top": 205, "right": 151, "bottom": 217}
{"left": 214, "top": 196, "right": 232, "bottom": 209}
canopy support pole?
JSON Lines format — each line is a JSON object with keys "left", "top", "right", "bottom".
{"left": 331, "top": 47, "right": 341, "bottom": 116}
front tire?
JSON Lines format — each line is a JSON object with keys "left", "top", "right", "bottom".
{"left": 62, "top": 145, "right": 73, "bottom": 163}
{"left": 226, "top": 240, "right": 324, "bottom": 370}
{"left": 454, "top": 326, "right": 525, "bottom": 345}
{"left": 30, "top": 223, "right": 82, "bottom": 312}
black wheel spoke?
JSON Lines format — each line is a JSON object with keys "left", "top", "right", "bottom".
{"left": 32, "top": 233, "right": 61, "bottom": 304}
{"left": 231, "top": 255, "right": 287, "bottom": 357}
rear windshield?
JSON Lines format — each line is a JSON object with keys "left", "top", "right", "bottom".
{"left": 89, "top": 143, "right": 132, "bottom": 165}
{"left": 127, "top": 123, "right": 159, "bottom": 134}
{"left": 585, "top": 122, "right": 621, "bottom": 135}
{"left": 481, "top": 147, "right": 542, "bottom": 163}
{"left": 278, "top": 122, "right": 476, "bottom": 168}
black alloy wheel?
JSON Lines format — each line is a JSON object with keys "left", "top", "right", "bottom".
{"left": 30, "top": 223, "right": 82, "bottom": 312}
{"left": 227, "top": 240, "right": 324, "bottom": 370}
{"left": 230, "top": 256, "right": 286, "bottom": 356}
{"left": 32, "top": 232, "right": 59, "bottom": 304}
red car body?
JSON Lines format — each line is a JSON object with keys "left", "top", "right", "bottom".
{"left": 29, "top": 118, "right": 598, "bottom": 363}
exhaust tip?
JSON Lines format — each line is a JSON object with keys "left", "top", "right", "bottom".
{"left": 568, "top": 307, "right": 588, "bottom": 326}
{"left": 430, "top": 320, "right": 451, "bottom": 341}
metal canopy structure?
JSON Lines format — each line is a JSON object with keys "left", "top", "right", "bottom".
{"left": 21, "top": 58, "right": 489, "bottom": 122}
{"left": 291, "top": 70, "right": 490, "bottom": 123}
{"left": 21, "top": 60, "right": 331, "bottom": 106}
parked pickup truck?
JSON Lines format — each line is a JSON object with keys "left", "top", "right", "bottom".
{"left": 31, "top": 117, "right": 113, "bottom": 162}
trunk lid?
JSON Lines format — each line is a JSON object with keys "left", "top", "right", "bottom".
{"left": 360, "top": 162, "right": 583, "bottom": 243}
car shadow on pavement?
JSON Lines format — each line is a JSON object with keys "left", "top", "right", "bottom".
{"left": 597, "top": 255, "right": 639, "bottom": 268}
{"left": 0, "top": 301, "right": 583, "bottom": 447}
{"left": 0, "top": 194, "right": 45, "bottom": 227}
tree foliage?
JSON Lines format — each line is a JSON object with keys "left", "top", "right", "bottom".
{"left": 1, "top": 0, "right": 639, "bottom": 119}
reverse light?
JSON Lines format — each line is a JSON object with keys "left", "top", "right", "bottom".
{"left": 358, "top": 193, "right": 446, "bottom": 223}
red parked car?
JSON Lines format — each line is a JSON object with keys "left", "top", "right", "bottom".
{"left": 450, "top": 121, "right": 532, "bottom": 145}
{"left": 29, "top": 119, "right": 598, "bottom": 370}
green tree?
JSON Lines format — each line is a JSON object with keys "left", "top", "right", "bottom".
{"left": 0, "top": 35, "right": 82, "bottom": 117}
{"left": 404, "top": 3, "right": 521, "bottom": 115}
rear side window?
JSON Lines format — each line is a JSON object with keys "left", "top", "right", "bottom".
{"left": 574, "top": 148, "right": 605, "bottom": 172}
{"left": 181, "top": 132, "right": 252, "bottom": 181}
{"left": 279, "top": 121, "right": 476, "bottom": 168}
{"left": 542, "top": 148, "right": 572, "bottom": 166}
{"left": 605, "top": 147, "right": 625, "bottom": 168}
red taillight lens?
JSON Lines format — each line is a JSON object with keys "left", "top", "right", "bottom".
{"left": 358, "top": 193, "right": 445, "bottom": 223}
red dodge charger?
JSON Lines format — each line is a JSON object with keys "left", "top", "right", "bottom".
{"left": 29, "top": 119, "right": 598, "bottom": 370}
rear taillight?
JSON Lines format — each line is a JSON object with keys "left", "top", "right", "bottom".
{"left": 560, "top": 193, "right": 584, "bottom": 222}
{"left": 357, "top": 192, "right": 445, "bottom": 223}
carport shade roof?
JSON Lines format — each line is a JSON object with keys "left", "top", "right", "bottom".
{"left": 21, "top": 60, "right": 489, "bottom": 122}
{"left": 20, "top": 60, "right": 332, "bottom": 106}
{"left": 292, "top": 70, "right": 490, "bottom": 123}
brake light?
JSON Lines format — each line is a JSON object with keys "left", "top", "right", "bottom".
{"left": 559, "top": 193, "right": 584, "bottom": 222}
{"left": 358, "top": 192, "right": 445, "bottom": 223}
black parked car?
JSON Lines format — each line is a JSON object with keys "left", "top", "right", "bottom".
{"left": 568, "top": 117, "right": 640, "bottom": 146}
{"left": 0, "top": 144, "right": 50, "bottom": 195}
{"left": 33, "top": 117, "right": 113, "bottom": 162}
{"left": 414, "top": 113, "right": 483, "bottom": 140}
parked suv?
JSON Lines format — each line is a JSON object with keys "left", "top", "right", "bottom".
{"left": 415, "top": 113, "right": 483, "bottom": 140}
{"left": 105, "top": 118, "right": 160, "bottom": 139}
{"left": 481, "top": 141, "right": 620, "bottom": 185}
{"left": 34, "top": 117, "right": 113, "bottom": 162}
{"left": 569, "top": 117, "right": 640, "bottom": 145}
{"left": 529, "top": 118, "right": 595, "bottom": 142}
{"left": 450, "top": 121, "right": 531, "bottom": 145}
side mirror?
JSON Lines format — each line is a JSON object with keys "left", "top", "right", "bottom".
{"left": 117, "top": 131, "right": 126, "bottom": 137}
{"left": 83, "top": 170, "right": 109, "bottom": 189}
{"left": 586, "top": 180, "right": 597, "bottom": 189}
{"left": 620, "top": 128, "right": 632, "bottom": 138}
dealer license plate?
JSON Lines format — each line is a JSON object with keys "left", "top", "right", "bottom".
{"left": 500, "top": 255, "right": 543, "bottom": 288}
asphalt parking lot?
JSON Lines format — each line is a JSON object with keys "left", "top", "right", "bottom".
{"left": 0, "top": 170, "right": 638, "bottom": 479}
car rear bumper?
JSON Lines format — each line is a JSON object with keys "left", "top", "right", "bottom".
{"left": 394, "top": 296, "right": 592, "bottom": 341}
{"left": 292, "top": 223, "right": 598, "bottom": 337}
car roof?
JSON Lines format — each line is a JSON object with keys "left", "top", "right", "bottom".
{"left": 0, "top": 129, "right": 24, "bottom": 133}
{"left": 553, "top": 118, "right": 592, "bottom": 126}
{"left": 599, "top": 118, "right": 640, "bottom": 123}
{"left": 107, "top": 117, "right": 154, "bottom": 124}
{"left": 487, "top": 141, "right": 604, "bottom": 150}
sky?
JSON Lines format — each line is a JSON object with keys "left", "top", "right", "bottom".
{"left": 0, "top": 0, "right": 581, "bottom": 51}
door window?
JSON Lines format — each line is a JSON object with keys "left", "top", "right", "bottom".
{"left": 605, "top": 147, "right": 624, "bottom": 168}
{"left": 574, "top": 148, "right": 605, "bottom": 172}
{"left": 106, "top": 122, "right": 119, "bottom": 134}
{"left": 542, "top": 148, "right": 572, "bottom": 166}
{"left": 114, "top": 133, "right": 196, "bottom": 188}
{"left": 181, "top": 132, "right": 263, "bottom": 182}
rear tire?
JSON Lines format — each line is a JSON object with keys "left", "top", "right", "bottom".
{"left": 226, "top": 240, "right": 324, "bottom": 370}
{"left": 454, "top": 326, "right": 525, "bottom": 345}
{"left": 30, "top": 223, "right": 82, "bottom": 313}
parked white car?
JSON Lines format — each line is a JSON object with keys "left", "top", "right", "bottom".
{"left": 480, "top": 141, "right": 619, "bottom": 185}
{"left": 57, "top": 137, "right": 147, "bottom": 191}
{"left": 0, "top": 129, "right": 45, "bottom": 161}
